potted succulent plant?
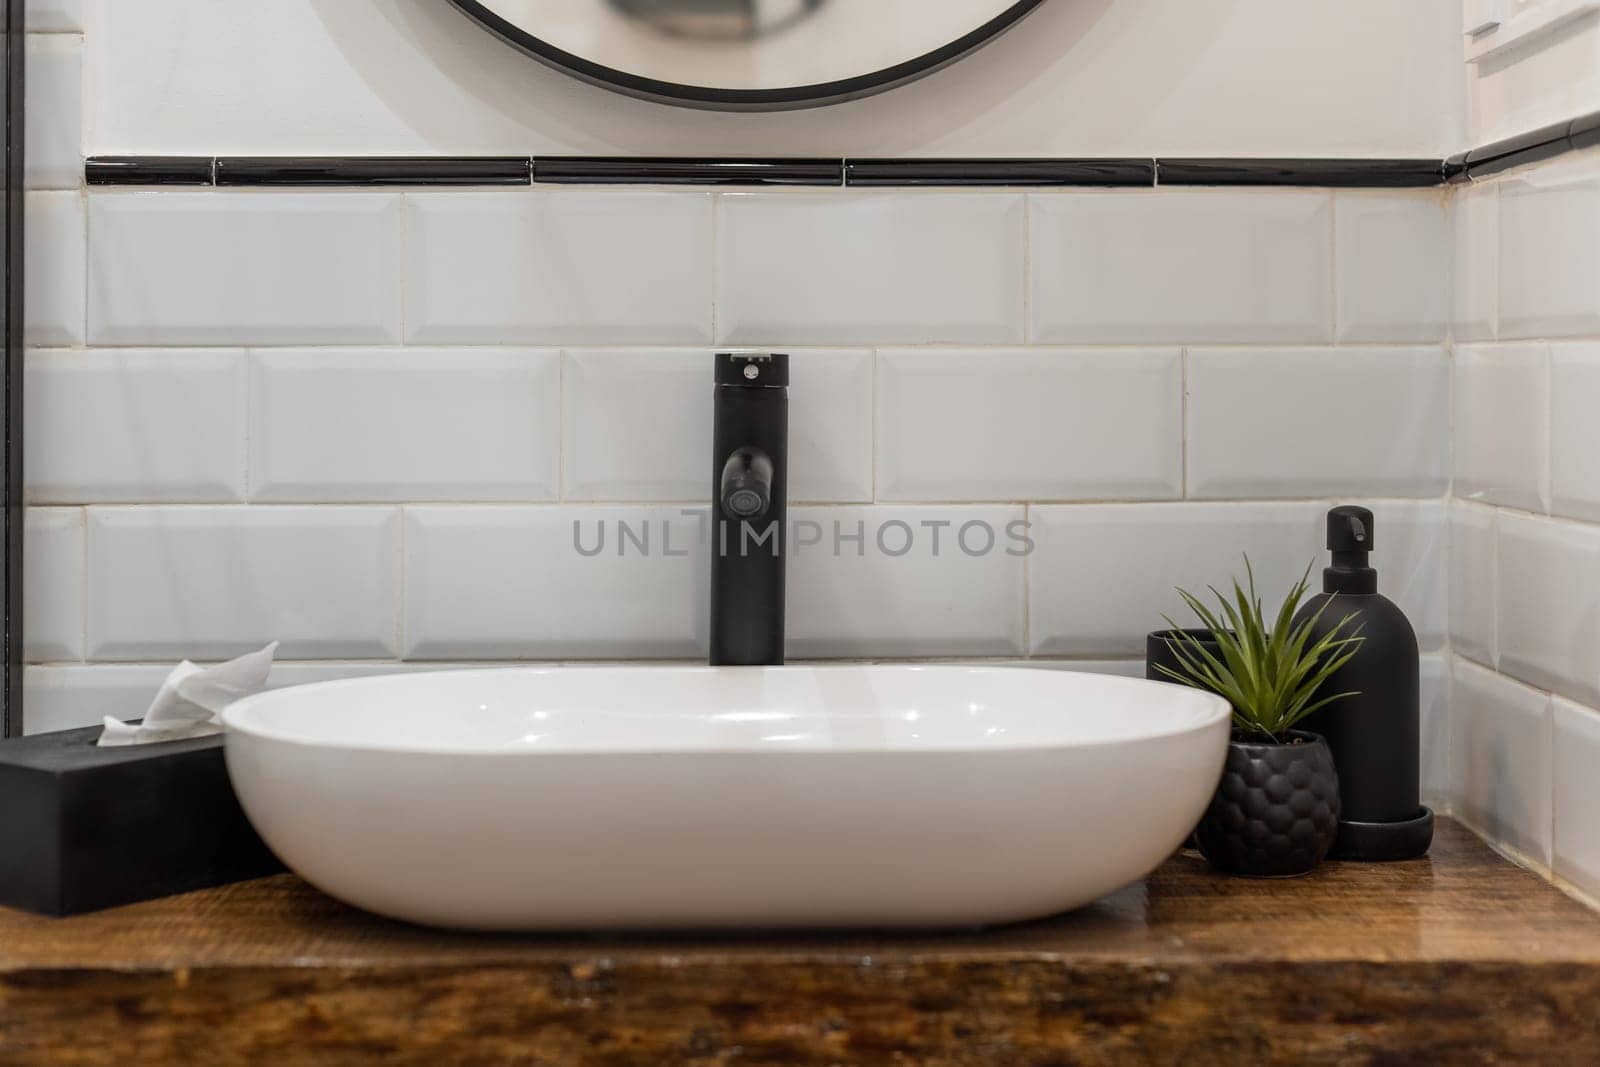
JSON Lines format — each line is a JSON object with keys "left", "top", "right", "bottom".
{"left": 1156, "top": 560, "right": 1364, "bottom": 878}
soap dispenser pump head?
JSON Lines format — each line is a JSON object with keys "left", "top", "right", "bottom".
{"left": 1324, "top": 505, "right": 1377, "bottom": 594}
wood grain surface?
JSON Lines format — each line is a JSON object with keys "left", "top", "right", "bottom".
{"left": 0, "top": 817, "right": 1595, "bottom": 1065}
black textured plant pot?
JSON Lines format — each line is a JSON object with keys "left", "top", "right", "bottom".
{"left": 1145, "top": 628, "right": 1230, "bottom": 687}
{"left": 1196, "top": 730, "right": 1341, "bottom": 878}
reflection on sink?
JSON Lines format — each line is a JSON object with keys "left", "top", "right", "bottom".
{"left": 222, "top": 665, "right": 1229, "bottom": 930}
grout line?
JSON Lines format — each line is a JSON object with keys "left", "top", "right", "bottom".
{"left": 394, "top": 506, "right": 407, "bottom": 660}
{"left": 1179, "top": 347, "right": 1190, "bottom": 500}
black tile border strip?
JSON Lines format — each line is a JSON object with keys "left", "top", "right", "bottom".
{"left": 77, "top": 112, "right": 1600, "bottom": 190}
{"left": 215, "top": 156, "right": 531, "bottom": 186}
{"left": 535, "top": 157, "right": 840, "bottom": 185}
{"left": 1463, "top": 119, "right": 1574, "bottom": 181}
{"left": 1156, "top": 158, "right": 1443, "bottom": 188}
{"left": 87, "top": 156, "right": 213, "bottom": 186}
{"left": 845, "top": 158, "right": 1153, "bottom": 186}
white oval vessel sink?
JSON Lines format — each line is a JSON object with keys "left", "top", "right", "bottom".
{"left": 223, "top": 666, "right": 1229, "bottom": 930}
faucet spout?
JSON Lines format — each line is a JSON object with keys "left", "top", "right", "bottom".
{"left": 710, "top": 353, "right": 788, "bottom": 667}
{"left": 720, "top": 447, "right": 774, "bottom": 519}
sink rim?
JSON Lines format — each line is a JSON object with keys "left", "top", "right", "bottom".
{"left": 221, "top": 663, "right": 1230, "bottom": 757}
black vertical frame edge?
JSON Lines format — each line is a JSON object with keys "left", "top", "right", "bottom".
{"left": 4, "top": 0, "right": 22, "bottom": 738}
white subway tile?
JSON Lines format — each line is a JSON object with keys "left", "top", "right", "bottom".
{"left": 1452, "top": 183, "right": 1497, "bottom": 342}
{"left": 88, "top": 192, "right": 402, "bottom": 345}
{"left": 406, "top": 191, "right": 712, "bottom": 345}
{"left": 1029, "top": 190, "right": 1331, "bottom": 343}
{"left": 1360, "top": 499, "right": 1447, "bottom": 653}
{"left": 875, "top": 348, "right": 1182, "bottom": 502}
{"left": 25, "top": 34, "right": 80, "bottom": 190}
{"left": 1451, "top": 658, "right": 1552, "bottom": 867}
{"left": 1028, "top": 502, "right": 1324, "bottom": 657}
{"left": 1334, "top": 192, "right": 1449, "bottom": 343}
{"left": 787, "top": 505, "right": 1026, "bottom": 658}
{"left": 24, "top": 663, "right": 172, "bottom": 734}
{"left": 1553, "top": 698, "right": 1600, "bottom": 900}
{"left": 87, "top": 507, "right": 399, "bottom": 660}
{"left": 25, "top": 508, "right": 82, "bottom": 662}
{"left": 1497, "top": 512, "right": 1600, "bottom": 708}
{"left": 717, "top": 193, "right": 1023, "bottom": 345}
{"left": 1420, "top": 653, "right": 1450, "bottom": 809}
{"left": 564, "top": 349, "right": 870, "bottom": 503}
{"left": 25, "top": 349, "right": 245, "bottom": 503}
{"left": 249, "top": 348, "right": 560, "bottom": 503}
{"left": 1499, "top": 164, "right": 1600, "bottom": 339}
{"left": 26, "top": 0, "right": 83, "bottom": 32}
{"left": 26, "top": 191, "right": 84, "bottom": 345}
{"left": 1549, "top": 341, "right": 1600, "bottom": 523}
{"left": 1186, "top": 347, "right": 1449, "bottom": 499}
{"left": 789, "top": 351, "right": 874, "bottom": 503}
{"left": 1453, "top": 342, "right": 1549, "bottom": 512}
{"left": 404, "top": 506, "right": 708, "bottom": 659}
{"left": 1450, "top": 501, "right": 1497, "bottom": 667}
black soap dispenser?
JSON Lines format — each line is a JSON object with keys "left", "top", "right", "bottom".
{"left": 1294, "top": 506, "right": 1434, "bottom": 861}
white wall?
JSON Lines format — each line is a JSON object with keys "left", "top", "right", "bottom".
{"left": 23, "top": 1, "right": 1461, "bottom": 739}
{"left": 1450, "top": 146, "right": 1600, "bottom": 906}
{"left": 84, "top": 0, "right": 1465, "bottom": 157}
{"left": 1467, "top": 7, "right": 1600, "bottom": 145}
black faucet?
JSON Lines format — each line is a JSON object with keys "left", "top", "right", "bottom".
{"left": 710, "top": 352, "right": 787, "bottom": 666}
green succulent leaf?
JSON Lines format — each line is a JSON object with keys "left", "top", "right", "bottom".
{"left": 1155, "top": 555, "right": 1365, "bottom": 742}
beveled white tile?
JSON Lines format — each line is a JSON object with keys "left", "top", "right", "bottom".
{"left": 1497, "top": 512, "right": 1600, "bottom": 708}
{"left": 88, "top": 192, "right": 402, "bottom": 345}
{"left": 1549, "top": 341, "right": 1600, "bottom": 523}
{"left": 1028, "top": 502, "right": 1324, "bottom": 657}
{"left": 25, "top": 349, "right": 245, "bottom": 503}
{"left": 1029, "top": 190, "right": 1331, "bottom": 343}
{"left": 564, "top": 349, "right": 870, "bottom": 503}
{"left": 786, "top": 505, "right": 1026, "bottom": 658}
{"left": 24, "top": 508, "right": 82, "bottom": 662}
{"left": 1358, "top": 499, "right": 1447, "bottom": 653}
{"left": 1453, "top": 343, "right": 1549, "bottom": 512}
{"left": 26, "top": 191, "right": 84, "bottom": 345}
{"left": 1553, "top": 698, "right": 1600, "bottom": 899}
{"left": 1499, "top": 162, "right": 1600, "bottom": 339}
{"left": 26, "top": 0, "right": 83, "bottom": 32}
{"left": 717, "top": 193, "right": 1024, "bottom": 345}
{"left": 1419, "top": 653, "right": 1450, "bottom": 809}
{"left": 1451, "top": 657, "right": 1552, "bottom": 866}
{"left": 1334, "top": 192, "right": 1449, "bottom": 342}
{"left": 87, "top": 507, "right": 400, "bottom": 660}
{"left": 406, "top": 191, "right": 712, "bottom": 345}
{"left": 1186, "top": 347, "right": 1449, "bottom": 499}
{"left": 1450, "top": 501, "right": 1497, "bottom": 668}
{"left": 25, "top": 34, "right": 81, "bottom": 189}
{"left": 404, "top": 506, "right": 708, "bottom": 659}
{"left": 1452, "top": 183, "right": 1497, "bottom": 342}
{"left": 249, "top": 348, "right": 560, "bottom": 503}
{"left": 788, "top": 351, "right": 874, "bottom": 503}
{"left": 24, "top": 663, "right": 172, "bottom": 734}
{"left": 875, "top": 348, "right": 1181, "bottom": 502}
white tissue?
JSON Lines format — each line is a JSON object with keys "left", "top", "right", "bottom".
{"left": 97, "top": 642, "right": 279, "bottom": 747}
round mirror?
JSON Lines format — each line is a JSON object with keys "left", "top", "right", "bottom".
{"left": 449, "top": 0, "right": 1046, "bottom": 111}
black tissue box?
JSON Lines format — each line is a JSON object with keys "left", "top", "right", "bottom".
{"left": 0, "top": 726, "right": 283, "bottom": 916}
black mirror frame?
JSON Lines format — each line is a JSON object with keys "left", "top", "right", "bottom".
{"left": 2, "top": 0, "right": 22, "bottom": 738}
{"left": 446, "top": 0, "right": 1047, "bottom": 112}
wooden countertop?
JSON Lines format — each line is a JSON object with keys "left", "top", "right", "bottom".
{"left": 1, "top": 817, "right": 1597, "bottom": 1065}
